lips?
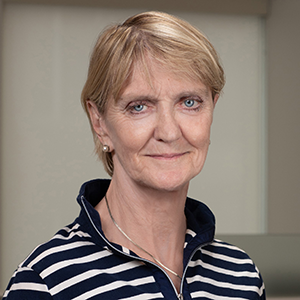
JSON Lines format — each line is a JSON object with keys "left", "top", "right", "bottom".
{"left": 146, "top": 152, "right": 187, "bottom": 160}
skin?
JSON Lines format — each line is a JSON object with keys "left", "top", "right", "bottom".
{"left": 88, "top": 59, "right": 218, "bottom": 292}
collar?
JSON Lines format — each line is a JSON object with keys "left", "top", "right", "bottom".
{"left": 77, "top": 179, "right": 215, "bottom": 261}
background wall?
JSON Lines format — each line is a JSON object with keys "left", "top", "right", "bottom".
{"left": 266, "top": 0, "right": 300, "bottom": 234}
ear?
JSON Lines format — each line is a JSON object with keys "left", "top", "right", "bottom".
{"left": 213, "top": 93, "right": 219, "bottom": 108}
{"left": 86, "top": 101, "right": 110, "bottom": 147}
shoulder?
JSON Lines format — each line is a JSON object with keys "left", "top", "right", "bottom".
{"left": 188, "top": 239, "right": 265, "bottom": 299}
{"left": 203, "top": 239, "right": 265, "bottom": 291}
{"left": 3, "top": 266, "right": 52, "bottom": 300}
{"left": 12, "top": 221, "right": 99, "bottom": 282}
{"left": 200, "top": 239, "right": 261, "bottom": 272}
{"left": 19, "top": 221, "right": 100, "bottom": 273}
{"left": 3, "top": 221, "right": 106, "bottom": 299}
{"left": 203, "top": 239, "right": 251, "bottom": 258}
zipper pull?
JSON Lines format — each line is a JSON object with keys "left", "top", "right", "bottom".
{"left": 178, "top": 293, "right": 184, "bottom": 300}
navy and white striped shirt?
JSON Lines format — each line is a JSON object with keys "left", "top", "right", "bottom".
{"left": 3, "top": 179, "right": 265, "bottom": 299}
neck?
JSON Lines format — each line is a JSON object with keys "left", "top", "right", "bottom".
{"left": 102, "top": 174, "right": 188, "bottom": 243}
{"left": 95, "top": 175, "right": 187, "bottom": 290}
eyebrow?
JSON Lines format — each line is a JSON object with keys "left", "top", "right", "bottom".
{"left": 118, "top": 95, "right": 157, "bottom": 103}
{"left": 176, "top": 89, "right": 211, "bottom": 99}
{"left": 118, "top": 87, "right": 211, "bottom": 103}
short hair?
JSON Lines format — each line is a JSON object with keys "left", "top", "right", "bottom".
{"left": 81, "top": 11, "right": 225, "bottom": 176}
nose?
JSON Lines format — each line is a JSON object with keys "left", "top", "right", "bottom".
{"left": 153, "top": 107, "right": 181, "bottom": 143}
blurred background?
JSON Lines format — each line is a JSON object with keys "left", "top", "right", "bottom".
{"left": 0, "top": 0, "right": 299, "bottom": 297}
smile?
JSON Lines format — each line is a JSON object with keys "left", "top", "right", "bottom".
{"left": 146, "top": 153, "right": 187, "bottom": 160}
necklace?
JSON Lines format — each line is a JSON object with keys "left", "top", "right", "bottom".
{"left": 104, "top": 194, "right": 182, "bottom": 280}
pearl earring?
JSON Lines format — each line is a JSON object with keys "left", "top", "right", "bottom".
{"left": 102, "top": 145, "right": 110, "bottom": 152}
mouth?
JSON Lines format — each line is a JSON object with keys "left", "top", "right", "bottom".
{"left": 146, "top": 152, "right": 187, "bottom": 160}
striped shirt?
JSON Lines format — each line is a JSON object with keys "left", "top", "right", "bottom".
{"left": 3, "top": 179, "right": 265, "bottom": 299}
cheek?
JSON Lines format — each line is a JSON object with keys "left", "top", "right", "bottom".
{"left": 183, "top": 116, "right": 212, "bottom": 148}
{"left": 106, "top": 117, "right": 154, "bottom": 153}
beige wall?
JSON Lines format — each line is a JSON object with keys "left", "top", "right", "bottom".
{"left": 267, "top": 0, "right": 300, "bottom": 234}
{"left": 3, "top": 0, "right": 268, "bottom": 14}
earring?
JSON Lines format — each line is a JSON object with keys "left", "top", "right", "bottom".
{"left": 102, "top": 145, "right": 110, "bottom": 152}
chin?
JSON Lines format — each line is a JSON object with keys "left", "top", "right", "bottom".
{"left": 139, "top": 172, "right": 192, "bottom": 193}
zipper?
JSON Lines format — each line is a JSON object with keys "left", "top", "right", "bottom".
{"left": 82, "top": 196, "right": 212, "bottom": 300}
{"left": 178, "top": 240, "right": 213, "bottom": 300}
{"left": 82, "top": 197, "right": 181, "bottom": 298}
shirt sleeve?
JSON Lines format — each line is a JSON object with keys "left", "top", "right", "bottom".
{"left": 2, "top": 266, "right": 53, "bottom": 300}
{"left": 260, "top": 289, "right": 266, "bottom": 300}
{"left": 258, "top": 269, "right": 266, "bottom": 300}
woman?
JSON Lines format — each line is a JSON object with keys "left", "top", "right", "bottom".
{"left": 3, "top": 11, "right": 265, "bottom": 299}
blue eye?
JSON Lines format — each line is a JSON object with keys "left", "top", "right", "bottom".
{"left": 184, "top": 99, "right": 195, "bottom": 107}
{"left": 134, "top": 104, "right": 144, "bottom": 111}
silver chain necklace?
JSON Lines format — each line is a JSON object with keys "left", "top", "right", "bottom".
{"left": 104, "top": 194, "right": 182, "bottom": 280}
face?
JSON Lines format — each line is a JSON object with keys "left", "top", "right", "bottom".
{"left": 90, "top": 61, "right": 218, "bottom": 192}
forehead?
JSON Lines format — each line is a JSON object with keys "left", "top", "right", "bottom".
{"left": 117, "top": 58, "right": 211, "bottom": 100}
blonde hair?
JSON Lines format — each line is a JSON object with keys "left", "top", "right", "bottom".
{"left": 81, "top": 11, "right": 225, "bottom": 176}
